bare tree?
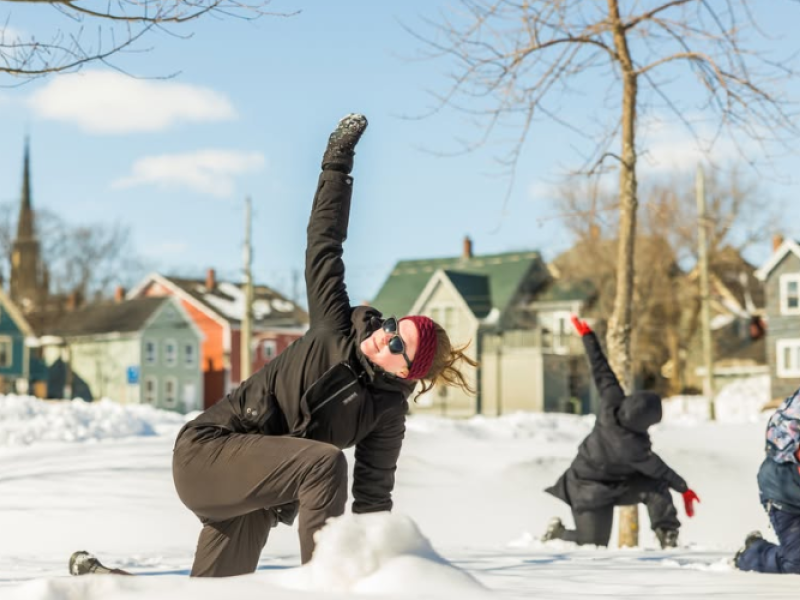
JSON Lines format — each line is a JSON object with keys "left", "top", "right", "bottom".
{"left": 554, "top": 165, "right": 779, "bottom": 395}
{"left": 414, "top": 0, "right": 796, "bottom": 391}
{"left": 0, "top": 201, "right": 150, "bottom": 298}
{"left": 1, "top": 0, "right": 296, "bottom": 79}
{"left": 413, "top": 2, "right": 797, "bottom": 545}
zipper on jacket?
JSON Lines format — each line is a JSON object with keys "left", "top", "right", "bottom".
{"left": 310, "top": 379, "right": 358, "bottom": 416}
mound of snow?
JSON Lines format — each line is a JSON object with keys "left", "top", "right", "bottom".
{"left": 406, "top": 411, "right": 593, "bottom": 444}
{"left": 0, "top": 395, "right": 187, "bottom": 446}
{"left": 663, "top": 375, "right": 770, "bottom": 424}
{"left": 273, "top": 512, "right": 487, "bottom": 596}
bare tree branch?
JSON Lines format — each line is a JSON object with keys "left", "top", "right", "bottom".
{"left": 0, "top": 0, "right": 298, "bottom": 78}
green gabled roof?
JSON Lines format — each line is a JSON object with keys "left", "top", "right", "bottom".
{"left": 371, "top": 250, "right": 542, "bottom": 319}
{"left": 442, "top": 270, "right": 492, "bottom": 318}
{"left": 534, "top": 279, "right": 596, "bottom": 304}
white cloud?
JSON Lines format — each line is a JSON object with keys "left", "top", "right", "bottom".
{"left": 0, "top": 26, "right": 25, "bottom": 43}
{"left": 28, "top": 70, "right": 236, "bottom": 134}
{"left": 112, "top": 149, "right": 266, "bottom": 197}
{"left": 638, "top": 114, "right": 738, "bottom": 173}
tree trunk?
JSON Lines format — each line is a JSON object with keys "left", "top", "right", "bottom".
{"left": 607, "top": 0, "right": 640, "bottom": 548}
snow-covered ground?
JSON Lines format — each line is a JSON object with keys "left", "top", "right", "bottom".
{"left": 0, "top": 375, "right": 797, "bottom": 599}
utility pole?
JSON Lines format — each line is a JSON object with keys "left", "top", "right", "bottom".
{"left": 696, "top": 165, "right": 716, "bottom": 421}
{"left": 240, "top": 196, "right": 254, "bottom": 382}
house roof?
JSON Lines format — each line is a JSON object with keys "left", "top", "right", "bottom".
{"left": 48, "top": 297, "right": 169, "bottom": 338}
{"left": 441, "top": 270, "right": 492, "bottom": 318}
{"left": 0, "top": 287, "right": 34, "bottom": 338}
{"left": 128, "top": 273, "right": 309, "bottom": 329}
{"left": 755, "top": 238, "right": 800, "bottom": 281}
{"left": 371, "top": 250, "right": 543, "bottom": 319}
{"left": 533, "top": 279, "right": 596, "bottom": 304}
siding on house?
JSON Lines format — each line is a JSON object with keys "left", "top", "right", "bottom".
{"left": 139, "top": 299, "right": 203, "bottom": 413}
{"left": 764, "top": 250, "right": 800, "bottom": 401}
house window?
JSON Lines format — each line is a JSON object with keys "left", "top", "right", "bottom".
{"left": 780, "top": 274, "right": 800, "bottom": 315}
{"left": 164, "top": 340, "right": 177, "bottom": 367}
{"left": 0, "top": 336, "right": 13, "bottom": 368}
{"left": 262, "top": 339, "right": 277, "bottom": 360}
{"left": 182, "top": 383, "right": 198, "bottom": 412}
{"left": 184, "top": 343, "right": 196, "bottom": 367}
{"left": 143, "top": 376, "right": 157, "bottom": 404}
{"left": 144, "top": 341, "right": 156, "bottom": 365}
{"left": 164, "top": 377, "right": 178, "bottom": 408}
{"left": 777, "top": 339, "right": 800, "bottom": 378}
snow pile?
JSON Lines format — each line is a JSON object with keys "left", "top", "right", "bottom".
{"left": 0, "top": 395, "right": 186, "bottom": 446}
{"left": 406, "top": 411, "right": 593, "bottom": 445}
{"left": 274, "top": 512, "right": 487, "bottom": 596}
{"left": 663, "top": 375, "right": 771, "bottom": 424}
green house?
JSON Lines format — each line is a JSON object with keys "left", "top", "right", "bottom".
{"left": 41, "top": 296, "right": 203, "bottom": 413}
{"left": 372, "top": 238, "right": 594, "bottom": 416}
{"left": 0, "top": 286, "right": 44, "bottom": 395}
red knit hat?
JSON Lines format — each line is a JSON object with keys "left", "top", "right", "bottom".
{"left": 400, "top": 316, "right": 438, "bottom": 380}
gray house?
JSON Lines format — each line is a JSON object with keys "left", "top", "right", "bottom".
{"left": 41, "top": 296, "right": 204, "bottom": 413}
{"left": 755, "top": 236, "right": 800, "bottom": 403}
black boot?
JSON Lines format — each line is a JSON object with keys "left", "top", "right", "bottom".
{"left": 541, "top": 517, "right": 566, "bottom": 542}
{"left": 321, "top": 113, "right": 368, "bottom": 174}
{"left": 655, "top": 528, "right": 679, "bottom": 549}
{"left": 734, "top": 530, "right": 763, "bottom": 569}
{"left": 69, "top": 551, "right": 114, "bottom": 576}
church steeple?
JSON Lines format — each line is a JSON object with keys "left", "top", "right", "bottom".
{"left": 10, "top": 137, "right": 46, "bottom": 312}
{"left": 17, "top": 137, "right": 34, "bottom": 241}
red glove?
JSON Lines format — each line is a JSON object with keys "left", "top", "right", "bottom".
{"left": 682, "top": 489, "right": 700, "bottom": 517}
{"left": 570, "top": 315, "right": 592, "bottom": 336}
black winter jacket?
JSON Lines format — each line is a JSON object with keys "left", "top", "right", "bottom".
{"left": 546, "top": 332, "right": 688, "bottom": 511}
{"left": 181, "top": 170, "right": 414, "bottom": 513}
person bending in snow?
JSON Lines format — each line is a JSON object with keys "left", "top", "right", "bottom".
{"left": 734, "top": 386, "right": 800, "bottom": 574}
{"left": 541, "top": 315, "right": 699, "bottom": 549}
{"left": 69, "top": 114, "right": 477, "bottom": 578}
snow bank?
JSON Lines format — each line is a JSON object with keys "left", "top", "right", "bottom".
{"left": 406, "top": 411, "right": 593, "bottom": 445}
{"left": 663, "top": 375, "right": 771, "bottom": 424}
{"left": 0, "top": 395, "right": 186, "bottom": 446}
{"left": 273, "top": 512, "right": 487, "bottom": 596}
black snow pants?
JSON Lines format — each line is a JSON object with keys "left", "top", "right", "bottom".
{"left": 563, "top": 476, "right": 680, "bottom": 546}
{"left": 172, "top": 428, "right": 348, "bottom": 577}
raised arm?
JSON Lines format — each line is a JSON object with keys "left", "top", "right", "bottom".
{"left": 571, "top": 316, "right": 625, "bottom": 415}
{"left": 305, "top": 114, "right": 368, "bottom": 330}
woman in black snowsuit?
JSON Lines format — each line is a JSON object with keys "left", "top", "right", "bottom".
{"left": 542, "top": 315, "right": 699, "bottom": 548}
{"left": 70, "top": 114, "right": 476, "bottom": 579}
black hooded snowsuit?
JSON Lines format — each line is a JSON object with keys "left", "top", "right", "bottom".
{"left": 545, "top": 331, "right": 687, "bottom": 545}
{"left": 172, "top": 169, "right": 415, "bottom": 576}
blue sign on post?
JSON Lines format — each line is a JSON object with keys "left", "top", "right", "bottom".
{"left": 126, "top": 366, "right": 140, "bottom": 385}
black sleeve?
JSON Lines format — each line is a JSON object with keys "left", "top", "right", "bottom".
{"left": 352, "top": 406, "right": 406, "bottom": 513}
{"left": 583, "top": 333, "right": 625, "bottom": 419}
{"left": 630, "top": 450, "right": 688, "bottom": 493}
{"left": 305, "top": 170, "right": 354, "bottom": 331}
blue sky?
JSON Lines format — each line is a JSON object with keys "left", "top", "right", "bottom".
{"left": 1, "top": 2, "right": 800, "bottom": 306}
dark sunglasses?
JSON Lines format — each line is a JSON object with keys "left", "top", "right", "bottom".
{"left": 382, "top": 316, "right": 413, "bottom": 370}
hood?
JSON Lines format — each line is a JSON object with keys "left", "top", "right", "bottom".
{"left": 618, "top": 391, "right": 662, "bottom": 433}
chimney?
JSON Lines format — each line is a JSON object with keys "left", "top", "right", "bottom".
{"left": 66, "top": 291, "right": 77, "bottom": 311}
{"left": 773, "top": 234, "right": 785, "bottom": 252}
{"left": 206, "top": 268, "right": 216, "bottom": 290}
{"left": 462, "top": 236, "right": 473, "bottom": 259}
{"left": 114, "top": 285, "right": 125, "bottom": 303}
